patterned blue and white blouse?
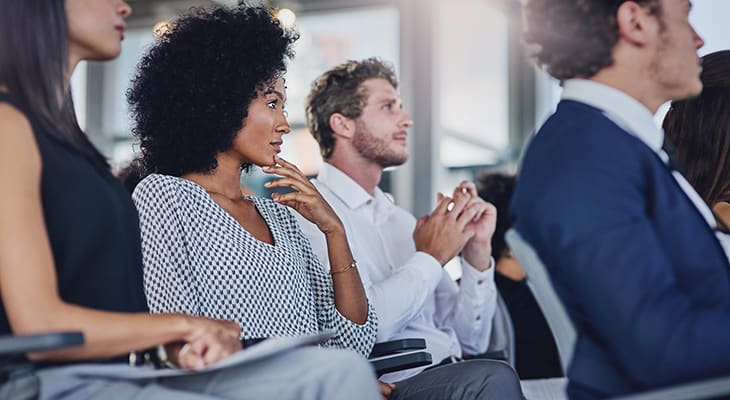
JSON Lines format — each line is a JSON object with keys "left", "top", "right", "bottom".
{"left": 132, "top": 173, "right": 377, "bottom": 356}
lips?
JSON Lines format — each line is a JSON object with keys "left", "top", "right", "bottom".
{"left": 270, "top": 141, "right": 282, "bottom": 153}
{"left": 115, "top": 25, "right": 125, "bottom": 39}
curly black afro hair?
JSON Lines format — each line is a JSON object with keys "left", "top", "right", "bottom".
{"left": 523, "top": 0, "right": 660, "bottom": 81}
{"left": 127, "top": 6, "right": 298, "bottom": 176}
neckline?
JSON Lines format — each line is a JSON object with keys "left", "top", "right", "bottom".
{"left": 205, "top": 190, "right": 252, "bottom": 202}
{"left": 171, "top": 175, "right": 277, "bottom": 249}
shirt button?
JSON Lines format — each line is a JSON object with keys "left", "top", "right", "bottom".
{"left": 366, "top": 199, "right": 373, "bottom": 205}
{"left": 475, "top": 315, "right": 481, "bottom": 321}
{"left": 477, "top": 279, "right": 484, "bottom": 285}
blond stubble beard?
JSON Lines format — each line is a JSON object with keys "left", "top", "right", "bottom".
{"left": 352, "top": 119, "right": 409, "bottom": 169}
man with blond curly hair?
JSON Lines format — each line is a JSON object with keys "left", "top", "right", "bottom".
{"left": 298, "top": 58, "right": 523, "bottom": 399}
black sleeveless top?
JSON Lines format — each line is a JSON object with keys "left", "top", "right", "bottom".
{"left": 0, "top": 94, "right": 148, "bottom": 362}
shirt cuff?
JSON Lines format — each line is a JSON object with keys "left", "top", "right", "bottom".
{"left": 412, "top": 251, "right": 445, "bottom": 289}
{"left": 460, "top": 257, "right": 496, "bottom": 295}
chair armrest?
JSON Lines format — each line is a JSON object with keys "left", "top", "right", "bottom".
{"left": 0, "top": 332, "right": 84, "bottom": 356}
{"left": 368, "top": 338, "right": 431, "bottom": 377}
{"left": 611, "top": 375, "right": 730, "bottom": 400}
{"left": 369, "top": 338, "right": 426, "bottom": 358}
{"left": 474, "top": 350, "right": 509, "bottom": 362}
{"left": 370, "top": 351, "right": 432, "bottom": 377}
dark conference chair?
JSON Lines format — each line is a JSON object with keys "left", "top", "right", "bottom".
{"left": 0, "top": 332, "right": 84, "bottom": 400}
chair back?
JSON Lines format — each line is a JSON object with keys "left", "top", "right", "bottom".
{"left": 486, "top": 293, "right": 515, "bottom": 368}
{"left": 505, "top": 228, "right": 576, "bottom": 373}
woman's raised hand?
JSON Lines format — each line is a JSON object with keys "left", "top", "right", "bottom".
{"left": 262, "top": 156, "right": 344, "bottom": 235}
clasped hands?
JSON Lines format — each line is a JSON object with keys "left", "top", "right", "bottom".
{"left": 414, "top": 181, "right": 495, "bottom": 271}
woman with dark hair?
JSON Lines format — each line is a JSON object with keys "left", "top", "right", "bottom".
{"left": 129, "top": 6, "right": 377, "bottom": 359}
{"left": 0, "top": 1, "right": 378, "bottom": 399}
{"left": 663, "top": 50, "right": 730, "bottom": 226}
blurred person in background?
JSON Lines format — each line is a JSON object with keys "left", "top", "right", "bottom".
{"left": 476, "top": 172, "right": 562, "bottom": 380}
{"left": 663, "top": 50, "right": 730, "bottom": 227}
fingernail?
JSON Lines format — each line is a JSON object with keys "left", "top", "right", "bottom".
{"left": 264, "top": 181, "right": 272, "bottom": 187}
{"left": 262, "top": 166, "right": 271, "bottom": 171}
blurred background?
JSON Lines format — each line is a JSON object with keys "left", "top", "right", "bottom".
{"left": 72, "top": 0, "right": 730, "bottom": 217}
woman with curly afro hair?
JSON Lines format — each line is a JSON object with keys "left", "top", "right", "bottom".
{"left": 129, "top": 5, "right": 378, "bottom": 362}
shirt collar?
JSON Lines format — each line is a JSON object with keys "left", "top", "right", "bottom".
{"left": 317, "top": 162, "right": 377, "bottom": 210}
{"left": 561, "top": 79, "right": 664, "bottom": 153}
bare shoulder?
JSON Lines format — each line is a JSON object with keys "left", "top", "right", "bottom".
{"left": 0, "top": 102, "right": 41, "bottom": 174}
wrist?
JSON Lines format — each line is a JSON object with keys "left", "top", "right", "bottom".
{"left": 164, "top": 342, "right": 185, "bottom": 367}
{"left": 172, "top": 314, "right": 198, "bottom": 341}
{"left": 330, "top": 259, "right": 357, "bottom": 275}
{"left": 129, "top": 343, "right": 178, "bottom": 369}
{"left": 415, "top": 247, "right": 447, "bottom": 266}
{"left": 322, "top": 223, "right": 346, "bottom": 238}
{"left": 462, "top": 246, "right": 493, "bottom": 271}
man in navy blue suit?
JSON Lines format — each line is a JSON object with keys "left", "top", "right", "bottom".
{"left": 511, "top": 0, "right": 730, "bottom": 398}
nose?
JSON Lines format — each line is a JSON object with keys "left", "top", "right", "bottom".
{"left": 399, "top": 110, "right": 414, "bottom": 129}
{"left": 692, "top": 26, "right": 704, "bottom": 49}
{"left": 277, "top": 112, "right": 291, "bottom": 135}
{"left": 118, "top": 0, "right": 132, "bottom": 18}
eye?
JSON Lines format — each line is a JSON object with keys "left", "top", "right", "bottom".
{"left": 266, "top": 99, "right": 278, "bottom": 109}
{"left": 383, "top": 103, "right": 393, "bottom": 111}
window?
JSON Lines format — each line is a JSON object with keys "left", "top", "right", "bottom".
{"left": 436, "top": 0, "right": 509, "bottom": 168}
{"left": 277, "top": 6, "right": 400, "bottom": 177}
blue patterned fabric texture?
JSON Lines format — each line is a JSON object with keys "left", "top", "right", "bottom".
{"left": 132, "top": 174, "right": 377, "bottom": 357}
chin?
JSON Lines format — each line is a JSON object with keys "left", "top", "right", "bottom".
{"left": 690, "top": 80, "right": 704, "bottom": 96}
{"left": 255, "top": 157, "right": 277, "bottom": 168}
{"left": 683, "top": 80, "right": 704, "bottom": 100}
{"left": 88, "top": 48, "right": 122, "bottom": 61}
{"left": 669, "top": 80, "right": 703, "bottom": 102}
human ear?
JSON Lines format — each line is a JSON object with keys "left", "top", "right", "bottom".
{"left": 616, "top": 1, "right": 659, "bottom": 46}
{"left": 329, "top": 113, "right": 355, "bottom": 139}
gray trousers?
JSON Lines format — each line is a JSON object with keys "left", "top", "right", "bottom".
{"left": 0, "top": 373, "right": 38, "bottom": 400}
{"left": 3, "top": 347, "right": 379, "bottom": 400}
{"left": 391, "top": 359, "right": 524, "bottom": 400}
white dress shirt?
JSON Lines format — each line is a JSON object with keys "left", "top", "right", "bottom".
{"left": 294, "top": 163, "right": 497, "bottom": 382}
{"left": 561, "top": 79, "right": 730, "bottom": 261}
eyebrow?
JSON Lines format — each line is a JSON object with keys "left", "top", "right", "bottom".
{"left": 264, "top": 89, "right": 286, "bottom": 101}
{"left": 376, "top": 97, "right": 398, "bottom": 104}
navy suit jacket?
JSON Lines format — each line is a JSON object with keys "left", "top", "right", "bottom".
{"left": 511, "top": 100, "right": 730, "bottom": 398}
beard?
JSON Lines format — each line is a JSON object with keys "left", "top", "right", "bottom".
{"left": 648, "top": 28, "right": 703, "bottom": 102}
{"left": 352, "top": 119, "right": 409, "bottom": 168}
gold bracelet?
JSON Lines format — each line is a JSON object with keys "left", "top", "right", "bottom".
{"left": 330, "top": 260, "right": 357, "bottom": 275}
